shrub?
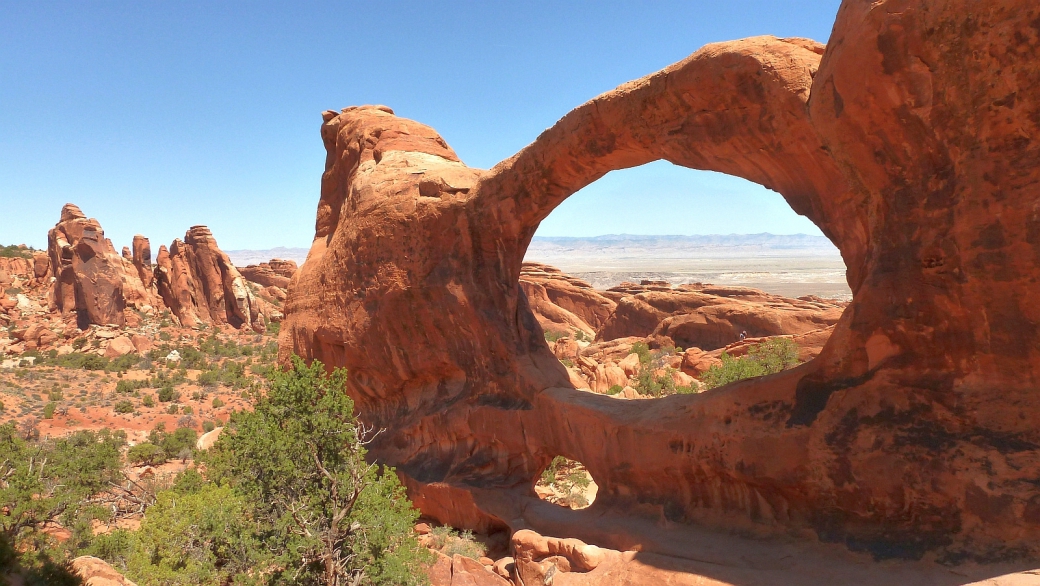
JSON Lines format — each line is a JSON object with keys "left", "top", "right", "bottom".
{"left": 202, "top": 420, "right": 215, "bottom": 433}
{"left": 166, "top": 404, "right": 179, "bottom": 415}
{"left": 125, "top": 483, "right": 262, "bottom": 585}
{"left": 175, "top": 346, "right": 208, "bottom": 370}
{"left": 197, "top": 370, "right": 219, "bottom": 387}
{"left": 126, "top": 442, "right": 165, "bottom": 466}
{"left": 429, "top": 526, "right": 486, "bottom": 560}
{"left": 543, "top": 330, "right": 564, "bottom": 343}
{"left": 198, "top": 361, "right": 249, "bottom": 390}
{"left": 114, "top": 400, "right": 134, "bottom": 414}
{"left": 205, "top": 356, "right": 429, "bottom": 585}
{"left": 42, "top": 402, "right": 56, "bottom": 419}
{"left": 0, "top": 425, "right": 123, "bottom": 565}
{"left": 87, "top": 528, "right": 133, "bottom": 571}
{"left": 630, "top": 341, "right": 652, "bottom": 366}
{"left": 182, "top": 405, "right": 192, "bottom": 415}
{"left": 149, "top": 426, "right": 197, "bottom": 461}
{"left": 141, "top": 395, "right": 155, "bottom": 408}
{"left": 211, "top": 397, "right": 224, "bottom": 409}
{"left": 108, "top": 354, "right": 138, "bottom": 373}
{"left": 701, "top": 338, "right": 800, "bottom": 390}
{"left": 157, "top": 385, "right": 178, "bottom": 403}
{"left": 115, "top": 379, "right": 149, "bottom": 394}
{"left": 47, "top": 352, "right": 109, "bottom": 371}
{"left": 0, "top": 244, "right": 32, "bottom": 259}
{"left": 606, "top": 385, "right": 623, "bottom": 395}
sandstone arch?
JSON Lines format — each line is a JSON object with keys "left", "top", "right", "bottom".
{"left": 281, "top": 0, "right": 1040, "bottom": 561}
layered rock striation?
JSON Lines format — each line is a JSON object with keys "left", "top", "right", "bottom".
{"left": 281, "top": 0, "right": 1040, "bottom": 562}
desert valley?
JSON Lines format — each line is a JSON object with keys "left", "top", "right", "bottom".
{"left": 4, "top": 0, "right": 1040, "bottom": 584}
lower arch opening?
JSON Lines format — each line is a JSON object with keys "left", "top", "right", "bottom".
{"left": 535, "top": 456, "right": 598, "bottom": 510}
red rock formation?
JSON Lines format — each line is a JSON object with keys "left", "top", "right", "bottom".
{"left": 281, "top": 0, "right": 1040, "bottom": 562}
{"left": 47, "top": 204, "right": 151, "bottom": 328}
{"left": 154, "top": 226, "right": 266, "bottom": 332}
{"left": 598, "top": 285, "right": 843, "bottom": 350}
{"left": 132, "top": 234, "right": 154, "bottom": 289}
{"left": 519, "top": 263, "right": 616, "bottom": 336}
{"left": 239, "top": 259, "right": 297, "bottom": 289}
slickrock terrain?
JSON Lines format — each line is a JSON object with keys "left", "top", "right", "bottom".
{"left": 238, "top": 258, "right": 297, "bottom": 289}
{"left": 522, "top": 263, "right": 845, "bottom": 351}
{"left": 519, "top": 263, "right": 615, "bottom": 338}
{"left": 280, "top": 0, "right": 1040, "bottom": 572}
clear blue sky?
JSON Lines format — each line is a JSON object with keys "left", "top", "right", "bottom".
{"left": 0, "top": 1, "right": 841, "bottom": 251}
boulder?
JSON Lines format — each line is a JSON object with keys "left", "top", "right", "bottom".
{"left": 450, "top": 554, "right": 510, "bottom": 586}
{"left": 131, "top": 334, "right": 153, "bottom": 354}
{"left": 71, "top": 555, "right": 138, "bottom": 586}
{"left": 679, "top": 348, "right": 720, "bottom": 377}
{"left": 428, "top": 551, "right": 452, "bottom": 586}
{"left": 552, "top": 337, "right": 581, "bottom": 362}
{"left": 617, "top": 352, "right": 640, "bottom": 376}
{"left": 512, "top": 529, "right": 605, "bottom": 584}
{"left": 104, "top": 335, "right": 136, "bottom": 358}
{"left": 591, "top": 362, "right": 627, "bottom": 394}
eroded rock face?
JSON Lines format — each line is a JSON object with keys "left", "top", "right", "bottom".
{"left": 519, "top": 263, "right": 616, "bottom": 337}
{"left": 0, "top": 252, "right": 50, "bottom": 290}
{"left": 47, "top": 204, "right": 151, "bottom": 328}
{"left": 132, "top": 234, "right": 154, "bottom": 289}
{"left": 281, "top": 0, "right": 1040, "bottom": 561}
{"left": 154, "top": 226, "right": 265, "bottom": 332}
{"left": 239, "top": 259, "right": 297, "bottom": 289}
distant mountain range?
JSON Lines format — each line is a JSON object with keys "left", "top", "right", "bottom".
{"left": 225, "top": 234, "right": 841, "bottom": 268}
{"left": 526, "top": 233, "right": 840, "bottom": 260}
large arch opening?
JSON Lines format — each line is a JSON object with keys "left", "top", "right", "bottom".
{"left": 520, "top": 162, "right": 850, "bottom": 399}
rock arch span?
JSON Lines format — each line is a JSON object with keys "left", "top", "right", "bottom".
{"left": 281, "top": 0, "right": 1040, "bottom": 561}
